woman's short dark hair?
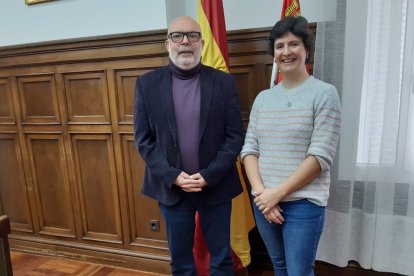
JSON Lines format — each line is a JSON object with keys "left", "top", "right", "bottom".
{"left": 268, "top": 16, "right": 313, "bottom": 63}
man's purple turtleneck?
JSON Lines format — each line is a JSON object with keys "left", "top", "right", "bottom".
{"left": 170, "top": 60, "right": 201, "bottom": 175}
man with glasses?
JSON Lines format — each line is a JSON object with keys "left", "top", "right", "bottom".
{"left": 134, "top": 16, "right": 244, "bottom": 275}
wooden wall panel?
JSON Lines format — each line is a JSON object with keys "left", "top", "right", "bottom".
{"left": 232, "top": 68, "right": 254, "bottom": 128}
{"left": 114, "top": 69, "right": 153, "bottom": 125}
{"left": 0, "top": 134, "right": 33, "bottom": 232}
{"left": 122, "top": 135, "right": 168, "bottom": 254}
{"left": 231, "top": 63, "right": 273, "bottom": 128}
{"left": 26, "top": 133, "right": 76, "bottom": 238}
{"left": 71, "top": 134, "right": 122, "bottom": 244}
{"left": 0, "top": 78, "right": 15, "bottom": 124}
{"left": 63, "top": 71, "right": 110, "bottom": 124}
{"left": 16, "top": 74, "right": 60, "bottom": 125}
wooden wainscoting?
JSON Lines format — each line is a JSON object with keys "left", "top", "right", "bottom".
{"left": 0, "top": 27, "right": 274, "bottom": 274}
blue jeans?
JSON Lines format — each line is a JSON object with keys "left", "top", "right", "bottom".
{"left": 159, "top": 194, "right": 233, "bottom": 276}
{"left": 253, "top": 199, "right": 325, "bottom": 276}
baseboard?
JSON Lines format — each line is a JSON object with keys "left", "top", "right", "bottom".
{"left": 10, "top": 236, "right": 171, "bottom": 275}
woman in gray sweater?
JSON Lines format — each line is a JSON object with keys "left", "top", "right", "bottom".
{"left": 241, "top": 16, "right": 341, "bottom": 276}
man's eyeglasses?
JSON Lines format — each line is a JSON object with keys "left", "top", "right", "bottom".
{"left": 168, "top": 32, "right": 201, "bottom": 43}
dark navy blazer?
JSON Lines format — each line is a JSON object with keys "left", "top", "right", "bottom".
{"left": 134, "top": 64, "right": 244, "bottom": 206}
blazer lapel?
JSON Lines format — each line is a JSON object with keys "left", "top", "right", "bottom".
{"left": 160, "top": 67, "right": 178, "bottom": 145}
{"left": 199, "top": 66, "right": 213, "bottom": 142}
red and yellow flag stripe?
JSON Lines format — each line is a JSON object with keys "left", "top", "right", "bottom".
{"left": 197, "top": 0, "right": 229, "bottom": 73}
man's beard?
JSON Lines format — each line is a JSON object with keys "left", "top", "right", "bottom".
{"left": 170, "top": 53, "right": 199, "bottom": 68}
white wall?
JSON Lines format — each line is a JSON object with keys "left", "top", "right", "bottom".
{"left": 0, "top": 0, "right": 336, "bottom": 47}
{"left": 186, "top": 0, "right": 336, "bottom": 30}
{"left": 0, "top": 0, "right": 167, "bottom": 46}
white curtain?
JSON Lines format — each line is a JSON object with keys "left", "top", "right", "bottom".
{"left": 314, "top": 0, "right": 414, "bottom": 275}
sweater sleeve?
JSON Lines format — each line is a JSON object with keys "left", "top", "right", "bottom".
{"left": 241, "top": 94, "right": 261, "bottom": 161}
{"left": 307, "top": 85, "right": 342, "bottom": 172}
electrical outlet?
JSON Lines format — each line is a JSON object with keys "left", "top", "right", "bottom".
{"left": 150, "top": 220, "right": 160, "bottom": 232}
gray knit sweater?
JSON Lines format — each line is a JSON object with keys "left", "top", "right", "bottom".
{"left": 240, "top": 76, "right": 341, "bottom": 206}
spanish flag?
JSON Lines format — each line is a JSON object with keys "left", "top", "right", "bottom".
{"left": 194, "top": 0, "right": 255, "bottom": 274}
{"left": 270, "top": 0, "right": 302, "bottom": 87}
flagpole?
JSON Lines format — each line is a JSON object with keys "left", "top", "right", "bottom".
{"left": 270, "top": 60, "right": 278, "bottom": 88}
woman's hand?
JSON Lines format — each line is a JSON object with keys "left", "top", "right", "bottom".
{"left": 263, "top": 205, "right": 284, "bottom": 224}
{"left": 254, "top": 186, "right": 286, "bottom": 214}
